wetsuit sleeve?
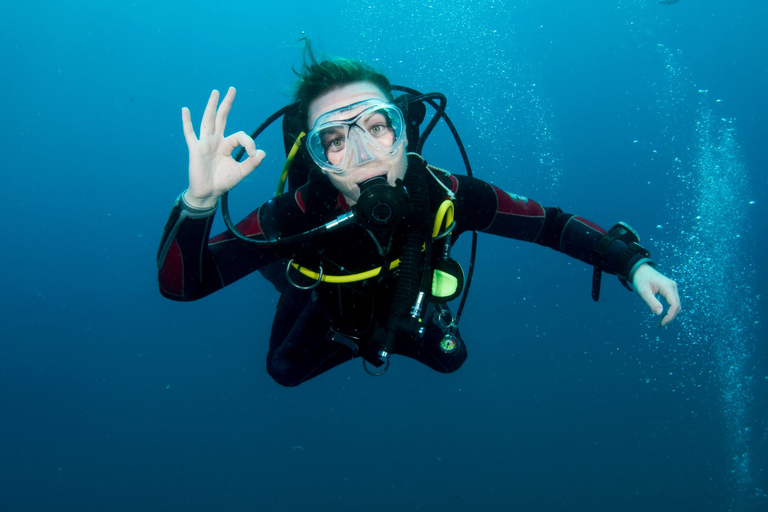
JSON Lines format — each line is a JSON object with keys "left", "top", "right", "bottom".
{"left": 450, "top": 175, "right": 653, "bottom": 284}
{"left": 156, "top": 193, "right": 279, "bottom": 301}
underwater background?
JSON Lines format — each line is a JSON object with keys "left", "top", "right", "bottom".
{"left": 1, "top": 0, "right": 766, "bottom": 511}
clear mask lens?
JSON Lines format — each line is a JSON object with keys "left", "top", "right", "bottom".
{"left": 306, "top": 100, "right": 406, "bottom": 173}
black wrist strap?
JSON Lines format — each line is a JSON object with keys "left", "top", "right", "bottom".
{"left": 591, "top": 222, "right": 649, "bottom": 301}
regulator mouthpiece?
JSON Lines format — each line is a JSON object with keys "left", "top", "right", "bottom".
{"left": 355, "top": 177, "right": 409, "bottom": 230}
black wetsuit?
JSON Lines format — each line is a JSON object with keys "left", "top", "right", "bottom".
{"left": 157, "top": 154, "right": 651, "bottom": 386}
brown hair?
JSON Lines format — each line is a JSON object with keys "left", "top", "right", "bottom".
{"left": 293, "top": 39, "right": 393, "bottom": 130}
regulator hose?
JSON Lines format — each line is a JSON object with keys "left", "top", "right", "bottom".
{"left": 382, "top": 157, "right": 432, "bottom": 348}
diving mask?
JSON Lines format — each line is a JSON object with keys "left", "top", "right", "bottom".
{"left": 306, "top": 99, "right": 406, "bottom": 174}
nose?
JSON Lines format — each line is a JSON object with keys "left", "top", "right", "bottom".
{"left": 347, "top": 126, "right": 373, "bottom": 166}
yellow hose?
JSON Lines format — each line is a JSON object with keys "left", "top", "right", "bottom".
{"left": 290, "top": 188, "right": 455, "bottom": 284}
{"left": 276, "top": 132, "right": 305, "bottom": 196}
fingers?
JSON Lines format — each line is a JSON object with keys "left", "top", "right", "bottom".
{"left": 658, "top": 281, "right": 681, "bottom": 327}
{"left": 225, "top": 131, "right": 258, "bottom": 154}
{"left": 239, "top": 149, "right": 267, "bottom": 179}
{"left": 189, "top": 87, "right": 237, "bottom": 142}
{"left": 181, "top": 107, "right": 197, "bottom": 147}
{"left": 637, "top": 276, "right": 681, "bottom": 327}
{"left": 633, "top": 264, "right": 682, "bottom": 327}
{"left": 200, "top": 89, "right": 220, "bottom": 137}
{"left": 215, "top": 87, "right": 236, "bottom": 136}
{"left": 225, "top": 131, "right": 265, "bottom": 179}
{"left": 638, "top": 285, "right": 664, "bottom": 317}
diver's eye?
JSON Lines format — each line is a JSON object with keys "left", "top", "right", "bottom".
{"left": 320, "top": 127, "right": 346, "bottom": 153}
{"left": 324, "top": 137, "right": 345, "bottom": 153}
{"left": 364, "top": 112, "right": 393, "bottom": 139}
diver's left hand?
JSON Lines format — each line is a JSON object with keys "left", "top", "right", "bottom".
{"left": 632, "top": 263, "right": 681, "bottom": 327}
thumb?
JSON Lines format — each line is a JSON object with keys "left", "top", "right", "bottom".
{"left": 239, "top": 150, "right": 267, "bottom": 179}
{"left": 637, "top": 285, "right": 663, "bottom": 316}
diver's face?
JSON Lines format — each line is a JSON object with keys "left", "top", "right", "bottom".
{"left": 308, "top": 82, "right": 407, "bottom": 205}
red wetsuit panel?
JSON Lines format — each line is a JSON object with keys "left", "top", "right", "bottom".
{"left": 158, "top": 239, "right": 184, "bottom": 297}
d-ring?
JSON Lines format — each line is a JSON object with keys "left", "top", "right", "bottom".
{"left": 362, "top": 354, "right": 390, "bottom": 376}
{"left": 285, "top": 259, "right": 323, "bottom": 290}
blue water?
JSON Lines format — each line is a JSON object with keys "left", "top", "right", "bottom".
{"left": 1, "top": 1, "right": 766, "bottom": 511}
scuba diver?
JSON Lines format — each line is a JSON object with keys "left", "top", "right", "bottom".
{"left": 157, "top": 50, "right": 681, "bottom": 387}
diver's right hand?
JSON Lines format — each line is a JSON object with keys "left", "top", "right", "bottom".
{"left": 181, "top": 87, "right": 266, "bottom": 209}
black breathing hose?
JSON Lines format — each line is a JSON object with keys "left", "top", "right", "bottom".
{"left": 388, "top": 160, "right": 431, "bottom": 324}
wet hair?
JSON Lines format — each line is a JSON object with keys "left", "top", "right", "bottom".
{"left": 293, "top": 39, "right": 393, "bottom": 130}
